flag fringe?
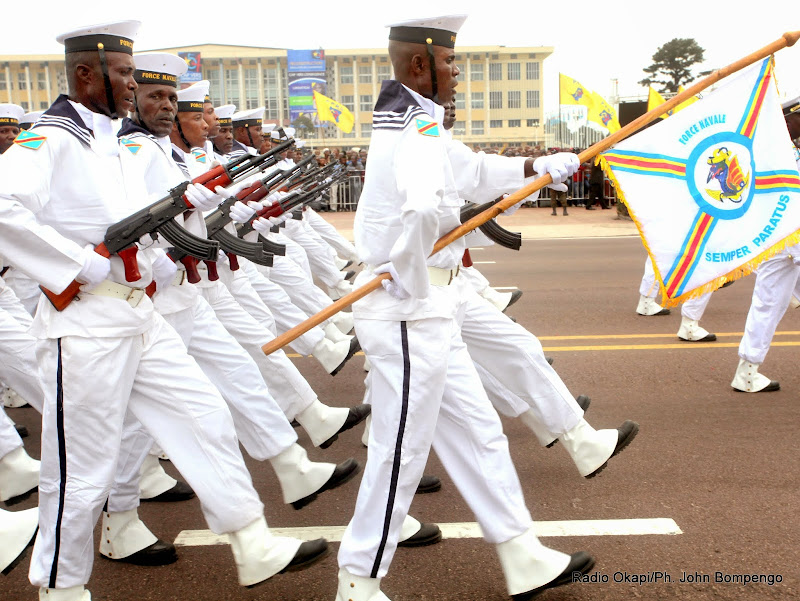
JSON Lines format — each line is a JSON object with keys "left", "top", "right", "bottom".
{"left": 598, "top": 154, "right": 800, "bottom": 309}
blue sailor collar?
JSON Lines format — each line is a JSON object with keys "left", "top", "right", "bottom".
{"left": 31, "top": 94, "right": 93, "bottom": 147}
{"left": 117, "top": 117, "right": 156, "bottom": 140}
{"left": 372, "top": 80, "right": 443, "bottom": 132}
{"left": 225, "top": 139, "right": 250, "bottom": 161}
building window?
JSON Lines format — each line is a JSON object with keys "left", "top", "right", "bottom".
{"left": 56, "top": 71, "right": 67, "bottom": 94}
{"left": 40, "top": 101, "right": 49, "bottom": 109}
{"left": 358, "top": 66, "right": 372, "bottom": 84}
{"left": 361, "top": 123, "right": 372, "bottom": 137}
{"left": 244, "top": 68, "right": 259, "bottom": 109}
{"left": 453, "top": 121, "right": 466, "bottom": 136}
{"left": 225, "top": 68, "right": 240, "bottom": 107}
{"left": 341, "top": 95, "right": 354, "bottom": 111}
{"left": 489, "top": 63, "right": 502, "bottom": 81}
{"left": 527, "top": 119, "right": 540, "bottom": 127}
{"left": 20, "top": 101, "right": 29, "bottom": 110}
{"left": 377, "top": 65, "right": 391, "bottom": 82}
{"left": 455, "top": 93, "right": 465, "bottom": 110}
{"left": 359, "top": 94, "right": 373, "bottom": 112}
{"left": 18, "top": 72, "right": 28, "bottom": 90}
{"left": 456, "top": 65, "right": 464, "bottom": 82}
{"left": 0, "top": 73, "right": 7, "bottom": 90}
{"left": 342, "top": 130, "right": 355, "bottom": 138}
{"left": 508, "top": 119, "right": 521, "bottom": 128}
{"left": 207, "top": 68, "right": 221, "bottom": 104}
{"left": 340, "top": 66, "right": 353, "bottom": 84}
{"left": 489, "top": 119, "right": 503, "bottom": 129}
{"left": 471, "top": 120, "right": 484, "bottom": 135}
{"left": 526, "top": 90, "right": 540, "bottom": 109}
{"left": 263, "top": 67, "right": 280, "bottom": 120}
{"left": 489, "top": 91, "right": 502, "bottom": 109}
{"left": 470, "top": 63, "right": 484, "bottom": 81}
{"left": 508, "top": 91, "right": 521, "bottom": 109}
{"left": 526, "top": 62, "right": 540, "bottom": 80}
{"left": 507, "top": 63, "right": 520, "bottom": 80}
{"left": 471, "top": 92, "right": 484, "bottom": 109}
{"left": 37, "top": 72, "right": 47, "bottom": 90}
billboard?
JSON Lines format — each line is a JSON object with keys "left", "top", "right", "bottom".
{"left": 178, "top": 51, "right": 202, "bottom": 84}
{"left": 287, "top": 49, "right": 327, "bottom": 125}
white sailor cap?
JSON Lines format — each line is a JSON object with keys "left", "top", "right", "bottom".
{"left": 133, "top": 52, "right": 187, "bottom": 87}
{"left": 177, "top": 80, "right": 210, "bottom": 112}
{"left": 270, "top": 126, "right": 296, "bottom": 140}
{"left": 386, "top": 15, "right": 467, "bottom": 48}
{"left": 57, "top": 20, "right": 140, "bottom": 54}
{"left": 262, "top": 123, "right": 277, "bottom": 135}
{"left": 215, "top": 104, "right": 236, "bottom": 126}
{"left": 20, "top": 110, "right": 44, "bottom": 130}
{"left": 296, "top": 140, "right": 306, "bottom": 149}
{"left": 783, "top": 95, "right": 800, "bottom": 116}
{"left": 232, "top": 107, "right": 264, "bottom": 128}
{"left": 0, "top": 103, "right": 24, "bottom": 127}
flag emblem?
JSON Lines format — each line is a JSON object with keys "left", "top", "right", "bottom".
{"left": 123, "top": 141, "right": 142, "bottom": 155}
{"left": 13, "top": 129, "right": 46, "bottom": 150}
{"left": 415, "top": 118, "right": 440, "bottom": 137}
{"left": 571, "top": 88, "right": 584, "bottom": 102}
{"left": 192, "top": 149, "right": 207, "bottom": 164}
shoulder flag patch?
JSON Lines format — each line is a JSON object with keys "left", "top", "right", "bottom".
{"left": 123, "top": 140, "right": 142, "bottom": 155}
{"left": 192, "top": 148, "right": 207, "bottom": 164}
{"left": 415, "top": 118, "right": 440, "bottom": 137}
{"left": 13, "top": 129, "right": 46, "bottom": 150}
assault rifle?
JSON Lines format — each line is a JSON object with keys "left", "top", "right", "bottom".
{"left": 459, "top": 199, "right": 523, "bottom": 251}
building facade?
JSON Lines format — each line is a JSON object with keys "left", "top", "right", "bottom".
{"left": 1, "top": 43, "right": 552, "bottom": 149}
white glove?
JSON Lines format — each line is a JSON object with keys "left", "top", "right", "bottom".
{"left": 151, "top": 252, "right": 177, "bottom": 292}
{"left": 229, "top": 201, "right": 263, "bottom": 224}
{"left": 252, "top": 217, "right": 273, "bottom": 234}
{"left": 533, "top": 153, "right": 580, "bottom": 187}
{"left": 184, "top": 183, "right": 223, "bottom": 211}
{"left": 76, "top": 245, "right": 111, "bottom": 292}
{"left": 220, "top": 180, "right": 252, "bottom": 198}
{"left": 373, "top": 262, "right": 410, "bottom": 300}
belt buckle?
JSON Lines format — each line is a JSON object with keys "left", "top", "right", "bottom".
{"left": 448, "top": 266, "right": 460, "bottom": 285}
{"left": 126, "top": 288, "right": 145, "bottom": 308}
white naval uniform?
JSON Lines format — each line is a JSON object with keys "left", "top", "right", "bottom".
{"left": 303, "top": 206, "right": 359, "bottom": 263}
{"left": 339, "top": 81, "right": 562, "bottom": 580}
{"left": 639, "top": 257, "right": 713, "bottom": 320}
{"left": 0, "top": 404, "right": 25, "bottom": 463}
{"left": 2, "top": 267, "right": 41, "bottom": 315}
{"left": 738, "top": 144, "right": 800, "bottom": 363}
{"left": 0, "top": 97, "right": 265, "bottom": 589}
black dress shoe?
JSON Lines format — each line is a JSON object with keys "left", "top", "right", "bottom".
{"left": 292, "top": 458, "right": 361, "bottom": 510}
{"left": 4, "top": 485, "right": 37, "bottom": 507}
{"left": 330, "top": 337, "right": 361, "bottom": 377}
{"left": 585, "top": 420, "right": 639, "bottom": 479}
{"left": 503, "top": 290, "right": 523, "bottom": 312}
{"left": 546, "top": 395, "right": 591, "bottom": 449}
{"left": 344, "top": 270, "right": 356, "bottom": 281}
{"left": 290, "top": 419, "right": 301, "bottom": 428}
{"left": 320, "top": 403, "right": 371, "bottom": 448}
{"left": 512, "top": 551, "right": 595, "bottom": 601}
{"left": 733, "top": 380, "right": 780, "bottom": 392}
{"left": 415, "top": 474, "right": 442, "bottom": 494}
{"left": 1, "top": 526, "right": 37, "bottom": 576}
{"left": 102, "top": 539, "right": 178, "bottom": 566}
{"left": 277, "top": 538, "right": 330, "bottom": 575}
{"left": 340, "top": 260, "right": 354, "bottom": 270}
{"left": 545, "top": 356, "right": 554, "bottom": 365}
{"left": 679, "top": 332, "right": 717, "bottom": 342}
{"left": 14, "top": 424, "right": 28, "bottom": 438}
{"left": 398, "top": 523, "right": 442, "bottom": 547}
{"left": 141, "top": 481, "right": 195, "bottom": 503}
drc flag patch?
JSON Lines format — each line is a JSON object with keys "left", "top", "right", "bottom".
{"left": 123, "top": 141, "right": 142, "bottom": 155}
{"left": 415, "top": 118, "right": 440, "bottom": 137}
{"left": 192, "top": 148, "right": 207, "bottom": 164}
{"left": 13, "top": 130, "right": 46, "bottom": 150}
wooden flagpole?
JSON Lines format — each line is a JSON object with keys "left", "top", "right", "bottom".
{"left": 262, "top": 31, "right": 800, "bottom": 356}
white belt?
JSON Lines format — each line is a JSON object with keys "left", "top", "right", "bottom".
{"left": 172, "top": 270, "right": 188, "bottom": 286}
{"left": 83, "top": 280, "right": 146, "bottom": 308}
{"left": 427, "top": 265, "right": 460, "bottom": 287}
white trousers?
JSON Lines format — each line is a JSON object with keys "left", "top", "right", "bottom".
{"left": 0, "top": 284, "right": 44, "bottom": 412}
{"left": 739, "top": 248, "right": 800, "bottom": 364}
{"left": 0, "top": 405, "right": 24, "bottom": 459}
{"left": 303, "top": 208, "right": 359, "bottom": 262}
{"left": 30, "top": 312, "right": 263, "bottom": 589}
{"left": 640, "top": 257, "right": 712, "bottom": 319}
{"left": 339, "top": 312, "right": 532, "bottom": 579}
{"left": 460, "top": 289, "right": 583, "bottom": 436}
{"left": 267, "top": 231, "right": 313, "bottom": 278}
{"left": 256, "top": 254, "right": 334, "bottom": 320}
{"left": 3, "top": 269, "right": 41, "bottom": 316}
{"left": 199, "top": 281, "right": 317, "bottom": 421}
{"left": 284, "top": 219, "right": 346, "bottom": 288}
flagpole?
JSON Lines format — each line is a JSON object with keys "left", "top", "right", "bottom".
{"left": 261, "top": 30, "right": 800, "bottom": 356}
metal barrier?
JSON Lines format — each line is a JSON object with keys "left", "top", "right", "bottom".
{"left": 532, "top": 176, "right": 618, "bottom": 207}
{"left": 326, "top": 171, "right": 364, "bottom": 211}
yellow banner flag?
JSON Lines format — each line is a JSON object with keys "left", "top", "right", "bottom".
{"left": 559, "top": 74, "right": 593, "bottom": 108}
{"left": 648, "top": 87, "right": 668, "bottom": 117}
{"left": 313, "top": 90, "right": 355, "bottom": 134}
{"left": 587, "top": 91, "right": 621, "bottom": 133}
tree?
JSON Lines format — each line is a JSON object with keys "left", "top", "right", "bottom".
{"left": 292, "top": 115, "right": 317, "bottom": 138}
{"left": 639, "top": 38, "right": 706, "bottom": 93}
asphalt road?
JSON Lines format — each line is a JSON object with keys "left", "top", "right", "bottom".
{"left": 4, "top": 235, "right": 800, "bottom": 601}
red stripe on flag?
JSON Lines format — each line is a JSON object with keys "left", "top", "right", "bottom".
{"left": 666, "top": 213, "right": 712, "bottom": 297}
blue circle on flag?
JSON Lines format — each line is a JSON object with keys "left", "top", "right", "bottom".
{"left": 686, "top": 132, "right": 755, "bottom": 220}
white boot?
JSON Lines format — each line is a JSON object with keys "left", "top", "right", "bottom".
{"left": 481, "top": 287, "right": 514, "bottom": 312}
{"left": 636, "top": 295, "right": 669, "bottom": 316}
{"left": 268, "top": 444, "right": 335, "bottom": 504}
{"left": 334, "top": 256, "right": 351, "bottom": 271}
{"left": 330, "top": 311, "right": 354, "bottom": 335}
{"left": 312, "top": 337, "right": 355, "bottom": 375}
{"left": 336, "top": 568, "right": 391, "bottom": 601}
{"left": 518, "top": 409, "right": 557, "bottom": 448}
{"left": 1, "top": 387, "right": 29, "bottom": 408}
{"left": 559, "top": 419, "right": 621, "bottom": 478}
{"left": 228, "top": 516, "right": 303, "bottom": 587}
{"left": 149, "top": 443, "right": 169, "bottom": 461}
{"left": 0, "top": 445, "right": 40, "bottom": 503}
{"left": 677, "top": 316, "right": 716, "bottom": 341}
{"left": 98, "top": 508, "right": 158, "bottom": 560}
{"left": 295, "top": 399, "right": 349, "bottom": 447}
{"left": 731, "top": 358, "right": 779, "bottom": 392}
{"left": 324, "top": 322, "right": 351, "bottom": 344}
{"left": 361, "top": 413, "right": 371, "bottom": 447}
{"left": 138, "top": 453, "right": 177, "bottom": 499}
{"left": 328, "top": 279, "right": 354, "bottom": 300}
{"left": 0, "top": 506, "right": 37, "bottom": 574}
{"left": 791, "top": 295, "right": 800, "bottom": 309}
{"left": 496, "top": 526, "right": 571, "bottom": 595}
{"left": 38, "top": 586, "right": 91, "bottom": 601}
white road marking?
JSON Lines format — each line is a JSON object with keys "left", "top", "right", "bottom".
{"left": 174, "top": 518, "right": 681, "bottom": 547}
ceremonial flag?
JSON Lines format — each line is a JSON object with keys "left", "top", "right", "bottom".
{"left": 648, "top": 87, "right": 669, "bottom": 119}
{"left": 313, "top": 90, "right": 355, "bottom": 134}
{"left": 587, "top": 91, "right": 621, "bottom": 133}
{"left": 600, "top": 57, "right": 800, "bottom": 306}
{"left": 559, "top": 74, "right": 593, "bottom": 108}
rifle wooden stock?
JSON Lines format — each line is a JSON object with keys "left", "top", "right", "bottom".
{"left": 257, "top": 30, "right": 797, "bottom": 355}
{"left": 40, "top": 243, "right": 111, "bottom": 312}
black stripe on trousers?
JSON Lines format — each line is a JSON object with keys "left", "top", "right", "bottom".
{"left": 48, "top": 338, "right": 68, "bottom": 588}
{"left": 371, "top": 321, "right": 411, "bottom": 578}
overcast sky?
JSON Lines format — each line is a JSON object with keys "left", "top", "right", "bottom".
{"left": 2, "top": 0, "right": 798, "bottom": 114}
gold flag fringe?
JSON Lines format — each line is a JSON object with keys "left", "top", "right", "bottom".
{"left": 598, "top": 154, "right": 800, "bottom": 309}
